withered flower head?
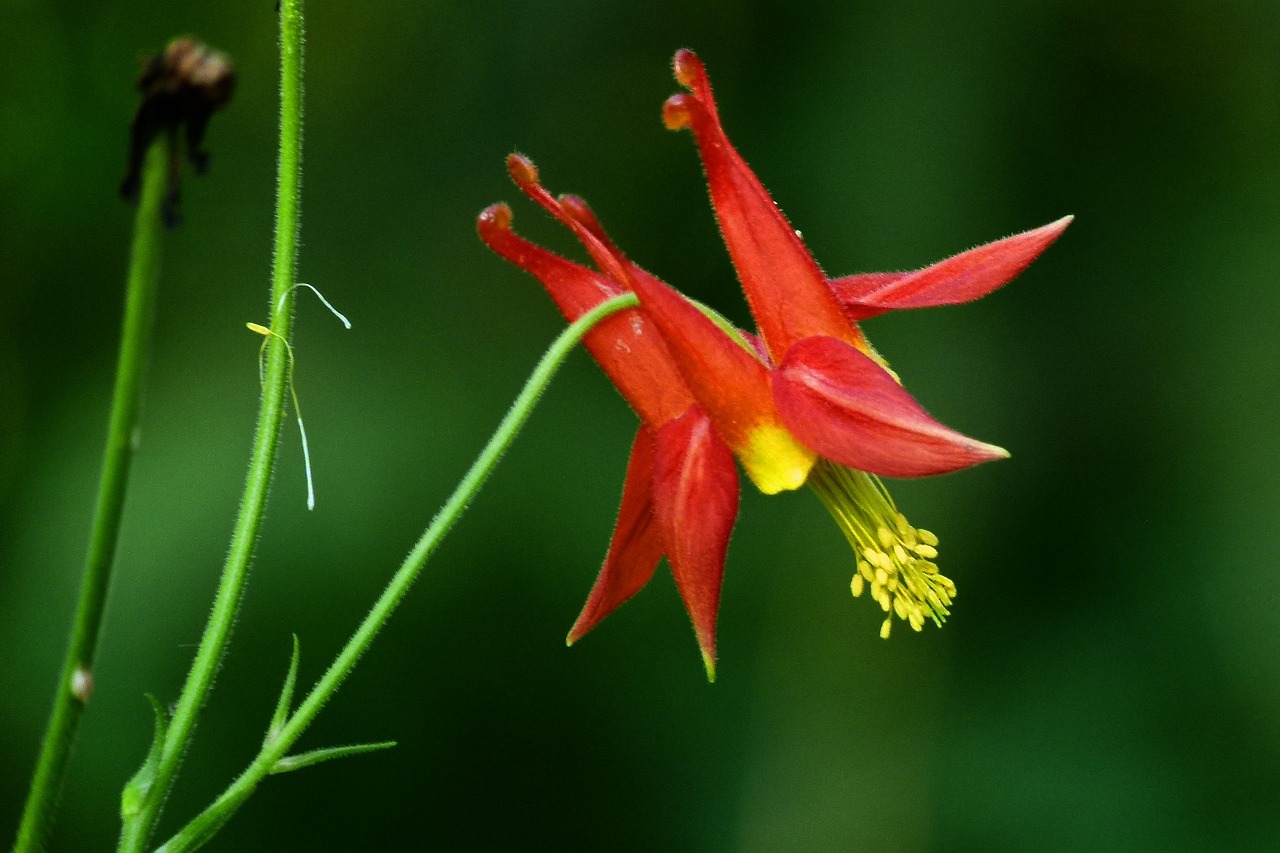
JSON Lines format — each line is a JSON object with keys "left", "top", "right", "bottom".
{"left": 120, "top": 36, "right": 235, "bottom": 226}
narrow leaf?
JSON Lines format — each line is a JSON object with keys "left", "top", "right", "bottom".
{"left": 120, "top": 695, "right": 169, "bottom": 819}
{"left": 265, "top": 634, "right": 301, "bottom": 745}
{"left": 269, "top": 741, "right": 397, "bottom": 775}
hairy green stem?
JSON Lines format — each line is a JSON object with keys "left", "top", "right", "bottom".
{"left": 116, "top": 4, "right": 306, "bottom": 850}
{"left": 155, "top": 292, "right": 641, "bottom": 852}
{"left": 12, "top": 138, "right": 170, "bottom": 853}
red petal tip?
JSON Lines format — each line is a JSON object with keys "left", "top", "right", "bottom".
{"left": 662, "top": 94, "right": 694, "bottom": 131}
{"left": 565, "top": 617, "right": 599, "bottom": 647}
{"left": 1017, "top": 213, "right": 1073, "bottom": 246}
{"left": 558, "top": 194, "right": 619, "bottom": 252}
{"left": 477, "top": 202, "right": 512, "bottom": 233}
{"left": 557, "top": 193, "right": 596, "bottom": 229}
{"left": 672, "top": 49, "right": 703, "bottom": 88}
{"left": 505, "top": 152, "right": 539, "bottom": 189}
{"left": 504, "top": 154, "right": 580, "bottom": 234}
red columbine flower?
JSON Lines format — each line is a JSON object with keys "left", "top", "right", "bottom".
{"left": 480, "top": 52, "right": 1068, "bottom": 670}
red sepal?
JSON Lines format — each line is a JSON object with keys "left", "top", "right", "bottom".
{"left": 622, "top": 258, "right": 779, "bottom": 457}
{"left": 772, "top": 336, "right": 1008, "bottom": 478}
{"left": 567, "top": 427, "right": 665, "bottom": 645}
{"left": 478, "top": 204, "right": 693, "bottom": 427}
{"left": 652, "top": 406, "right": 739, "bottom": 681}
{"left": 665, "top": 50, "right": 860, "bottom": 360}
{"left": 830, "top": 216, "right": 1073, "bottom": 321}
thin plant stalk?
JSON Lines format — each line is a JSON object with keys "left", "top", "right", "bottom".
{"left": 117, "top": 2, "right": 306, "bottom": 849}
{"left": 12, "top": 137, "right": 171, "bottom": 853}
{"left": 155, "top": 291, "right": 641, "bottom": 853}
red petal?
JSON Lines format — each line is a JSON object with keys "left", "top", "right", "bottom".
{"left": 665, "top": 50, "right": 862, "bottom": 360}
{"left": 506, "top": 154, "right": 638, "bottom": 293}
{"left": 567, "top": 427, "right": 665, "bottom": 646}
{"left": 829, "top": 216, "right": 1073, "bottom": 321}
{"left": 772, "top": 336, "right": 1009, "bottom": 478}
{"left": 621, "top": 253, "right": 777, "bottom": 455}
{"left": 652, "top": 407, "right": 739, "bottom": 681}
{"left": 478, "top": 204, "right": 694, "bottom": 427}
{"left": 824, "top": 273, "right": 907, "bottom": 322}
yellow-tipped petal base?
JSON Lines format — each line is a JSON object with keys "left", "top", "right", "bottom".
{"left": 738, "top": 423, "right": 817, "bottom": 495}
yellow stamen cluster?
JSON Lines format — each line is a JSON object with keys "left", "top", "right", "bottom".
{"left": 808, "top": 460, "right": 955, "bottom": 638}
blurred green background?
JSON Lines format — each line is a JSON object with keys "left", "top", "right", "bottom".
{"left": 3, "top": 1, "right": 1279, "bottom": 850}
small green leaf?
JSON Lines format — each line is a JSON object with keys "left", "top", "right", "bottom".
{"left": 264, "top": 634, "right": 301, "bottom": 745}
{"left": 120, "top": 695, "right": 169, "bottom": 819}
{"left": 269, "top": 740, "right": 397, "bottom": 775}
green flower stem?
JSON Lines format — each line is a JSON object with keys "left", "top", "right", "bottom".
{"left": 117, "top": 4, "right": 306, "bottom": 850}
{"left": 12, "top": 137, "right": 171, "bottom": 853}
{"left": 155, "top": 292, "right": 641, "bottom": 853}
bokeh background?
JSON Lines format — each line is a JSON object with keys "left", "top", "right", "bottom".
{"left": 3, "top": 1, "right": 1279, "bottom": 850}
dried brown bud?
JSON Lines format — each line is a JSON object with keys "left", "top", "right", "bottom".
{"left": 120, "top": 36, "right": 236, "bottom": 227}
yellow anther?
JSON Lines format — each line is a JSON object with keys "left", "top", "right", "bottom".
{"left": 808, "top": 460, "right": 958, "bottom": 639}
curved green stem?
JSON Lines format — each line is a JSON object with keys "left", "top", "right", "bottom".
{"left": 155, "top": 292, "right": 640, "bottom": 853}
{"left": 117, "top": 4, "right": 306, "bottom": 850}
{"left": 13, "top": 137, "right": 170, "bottom": 853}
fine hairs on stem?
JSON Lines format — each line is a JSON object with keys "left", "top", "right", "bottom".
{"left": 115, "top": 3, "right": 307, "bottom": 848}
